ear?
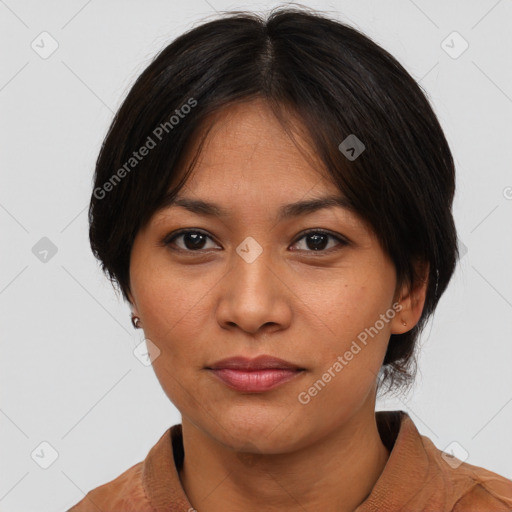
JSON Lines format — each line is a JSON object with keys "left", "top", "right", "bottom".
{"left": 127, "top": 289, "right": 140, "bottom": 317}
{"left": 390, "top": 260, "right": 429, "bottom": 335}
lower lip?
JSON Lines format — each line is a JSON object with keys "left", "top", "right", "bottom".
{"left": 209, "top": 368, "right": 303, "bottom": 392}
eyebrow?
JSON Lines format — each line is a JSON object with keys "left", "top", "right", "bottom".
{"left": 160, "top": 194, "right": 353, "bottom": 222}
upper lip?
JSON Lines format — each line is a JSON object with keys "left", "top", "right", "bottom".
{"left": 207, "top": 355, "right": 304, "bottom": 371}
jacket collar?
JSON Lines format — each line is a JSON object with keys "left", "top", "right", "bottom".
{"left": 142, "top": 410, "right": 430, "bottom": 511}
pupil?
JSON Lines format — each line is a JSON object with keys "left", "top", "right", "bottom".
{"left": 307, "top": 233, "right": 327, "bottom": 250}
{"left": 185, "top": 232, "right": 206, "bottom": 249}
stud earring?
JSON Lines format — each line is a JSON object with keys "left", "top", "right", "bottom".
{"left": 131, "top": 314, "right": 141, "bottom": 329}
{"left": 401, "top": 319, "right": 407, "bottom": 326}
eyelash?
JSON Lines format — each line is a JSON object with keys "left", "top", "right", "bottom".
{"left": 161, "top": 228, "right": 349, "bottom": 255}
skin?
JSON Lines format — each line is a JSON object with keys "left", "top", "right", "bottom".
{"left": 128, "top": 98, "right": 428, "bottom": 512}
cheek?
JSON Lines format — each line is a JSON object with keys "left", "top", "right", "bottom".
{"left": 306, "top": 273, "right": 393, "bottom": 342}
{"left": 135, "top": 262, "right": 213, "bottom": 336}
{"left": 302, "top": 273, "right": 394, "bottom": 386}
{"left": 135, "top": 270, "right": 214, "bottom": 409}
{"left": 296, "top": 283, "right": 392, "bottom": 419}
{"left": 133, "top": 268, "right": 222, "bottom": 396}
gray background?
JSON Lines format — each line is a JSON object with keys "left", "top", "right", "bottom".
{"left": 1, "top": 0, "right": 511, "bottom": 510}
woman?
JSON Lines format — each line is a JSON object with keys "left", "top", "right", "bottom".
{"left": 69, "top": 5, "right": 512, "bottom": 511}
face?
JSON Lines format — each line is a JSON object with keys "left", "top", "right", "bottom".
{"left": 128, "top": 98, "right": 415, "bottom": 454}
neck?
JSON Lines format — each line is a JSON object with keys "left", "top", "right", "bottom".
{"left": 179, "top": 399, "right": 390, "bottom": 511}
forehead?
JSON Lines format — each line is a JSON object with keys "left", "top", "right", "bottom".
{"left": 144, "top": 95, "right": 377, "bottom": 241}
{"left": 174, "top": 98, "right": 335, "bottom": 196}
{"left": 146, "top": 98, "right": 370, "bottom": 234}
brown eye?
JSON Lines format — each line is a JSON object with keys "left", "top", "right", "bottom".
{"left": 165, "top": 230, "right": 220, "bottom": 252}
{"left": 291, "top": 230, "right": 348, "bottom": 253}
{"left": 162, "top": 228, "right": 348, "bottom": 254}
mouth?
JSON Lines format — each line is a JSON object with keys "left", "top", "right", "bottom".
{"left": 205, "top": 355, "right": 305, "bottom": 393}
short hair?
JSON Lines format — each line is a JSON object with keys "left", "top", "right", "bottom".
{"left": 88, "top": 5, "right": 459, "bottom": 394}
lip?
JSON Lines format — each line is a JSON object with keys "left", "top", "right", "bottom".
{"left": 206, "top": 355, "right": 305, "bottom": 393}
{"left": 208, "top": 355, "right": 304, "bottom": 371}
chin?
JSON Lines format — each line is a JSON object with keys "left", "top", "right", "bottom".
{"left": 208, "top": 407, "right": 306, "bottom": 452}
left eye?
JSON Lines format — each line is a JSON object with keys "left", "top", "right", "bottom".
{"left": 164, "top": 229, "right": 347, "bottom": 253}
{"left": 291, "top": 230, "right": 347, "bottom": 252}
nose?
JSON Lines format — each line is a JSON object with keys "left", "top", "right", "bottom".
{"left": 215, "top": 241, "right": 292, "bottom": 336}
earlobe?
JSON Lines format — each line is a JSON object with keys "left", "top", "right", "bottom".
{"left": 127, "top": 289, "right": 141, "bottom": 328}
{"left": 131, "top": 314, "right": 142, "bottom": 329}
{"left": 390, "top": 296, "right": 412, "bottom": 335}
{"left": 391, "top": 261, "right": 429, "bottom": 334}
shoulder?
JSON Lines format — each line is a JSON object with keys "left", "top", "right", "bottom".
{"left": 66, "top": 426, "right": 179, "bottom": 511}
{"left": 453, "top": 481, "right": 512, "bottom": 511}
{"left": 450, "top": 462, "right": 512, "bottom": 510}
{"left": 419, "top": 434, "right": 512, "bottom": 510}
{"left": 66, "top": 460, "right": 152, "bottom": 511}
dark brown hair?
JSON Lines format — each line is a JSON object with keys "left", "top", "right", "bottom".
{"left": 88, "top": 5, "right": 459, "bottom": 394}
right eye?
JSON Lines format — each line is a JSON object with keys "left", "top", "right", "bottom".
{"left": 163, "top": 229, "right": 221, "bottom": 252}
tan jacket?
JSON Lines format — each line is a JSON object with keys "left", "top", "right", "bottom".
{"left": 67, "top": 410, "right": 512, "bottom": 511}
